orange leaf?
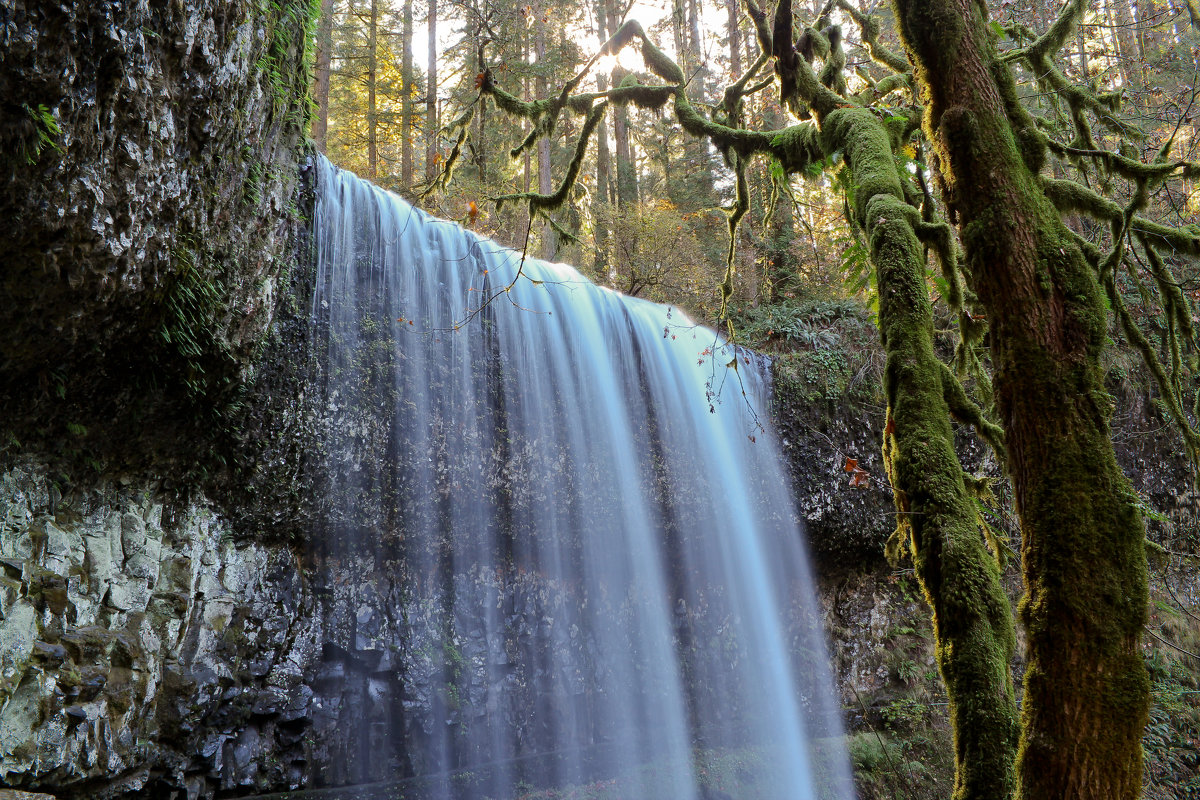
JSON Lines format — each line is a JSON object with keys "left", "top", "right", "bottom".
{"left": 474, "top": 72, "right": 486, "bottom": 89}
{"left": 885, "top": 416, "right": 895, "bottom": 436}
{"left": 843, "top": 457, "right": 858, "bottom": 473}
{"left": 468, "top": 200, "right": 479, "bottom": 224}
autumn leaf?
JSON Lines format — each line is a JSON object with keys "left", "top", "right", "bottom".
{"left": 844, "top": 456, "right": 870, "bottom": 489}
{"left": 474, "top": 72, "right": 486, "bottom": 89}
{"left": 885, "top": 416, "right": 896, "bottom": 436}
{"left": 467, "top": 200, "right": 479, "bottom": 225}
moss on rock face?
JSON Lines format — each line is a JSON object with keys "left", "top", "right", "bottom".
{"left": 0, "top": 0, "right": 316, "bottom": 480}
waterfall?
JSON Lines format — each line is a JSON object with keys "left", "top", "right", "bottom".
{"left": 309, "top": 155, "right": 851, "bottom": 799}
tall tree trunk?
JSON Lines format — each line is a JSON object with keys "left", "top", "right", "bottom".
{"left": 523, "top": 23, "right": 533, "bottom": 194}
{"left": 686, "top": 0, "right": 703, "bottom": 77}
{"left": 671, "top": 0, "right": 689, "bottom": 76}
{"left": 535, "top": 1, "right": 555, "bottom": 260}
{"left": 473, "top": 24, "right": 487, "bottom": 185}
{"left": 611, "top": 82, "right": 637, "bottom": 205}
{"left": 668, "top": 0, "right": 713, "bottom": 207}
{"left": 312, "top": 0, "right": 337, "bottom": 152}
{"left": 607, "top": 0, "right": 637, "bottom": 207}
{"left": 401, "top": 0, "right": 414, "bottom": 189}
{"left": 367, "top": 0, "right": 378, "bottom": 180}
{"left": 593, "top": 0, "right": 612, "bottom": 276}
{"left": 1137, "top": 0, "right": 1160, "bottom": 63}
{"left": 762, "top": 101, "right": 792, "bottom": 299}
{"left": 1165, "top": 0, "right": 1188, "bottom": 44}
{"left": 814, "top": 106, "right": 1021, "bottom": 800}
{"left": 1077, "top": 23, "right": 1089, "bottom": 77}
{"left": 425, "top": 0, "right": 439, "bottom": 182}
{"left": 1101, "top": 0, "right": 1142, "bottom": 86}
{"left": 894, "top": 0, "right": 1151, "bottom": 797}
{"left": 725, "top": 0, "right": 743, "bottom": 77}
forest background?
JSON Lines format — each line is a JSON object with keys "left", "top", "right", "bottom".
{"left": 312, "top": 0, "right": 1200, "bottom": 334}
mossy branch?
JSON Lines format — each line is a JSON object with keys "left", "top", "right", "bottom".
{"left": 742, "top": 0, "right": 773, "bottom": 59}
{"left": 1040, "top": 177, "right": 1200, "bottom": 256}
{"left": 1103, "top": 267, "right": 1200, "bottom": 476}
{"left": 1139, "top": 239, "right": 1198, "bottom": 360}
{"left": 422, "top": 102, "right": 476, "bottom": 197}
{"left": 940, "top": 362, "right": 1006, "bottom": 459}
{"left": 836, "top": 0, "right": 911, "bottom": 75}
{"left": 1044, "top": 139, "right": 1200, "bottom": 185}
{"left": 1023, "top": 0, "right": 1087, "bottom": 61}
{"left": 490, "top": 101, "right": 607, "bottom": 214}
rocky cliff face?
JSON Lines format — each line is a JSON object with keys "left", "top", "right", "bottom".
{"left": 0, "top": 0, "right": 312, "bottom": 475}
{"left": 0, "top": 462, "right": 312, "bottom": 798}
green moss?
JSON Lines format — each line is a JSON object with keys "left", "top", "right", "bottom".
{"left": 255, "top": 0, "right": 322, "bottom": 120}
{"left": 893, "top": 0, "right": 1154, "bottom": 793}
{"left": 824, "top": 98, "right": 1019, "bottom": 800}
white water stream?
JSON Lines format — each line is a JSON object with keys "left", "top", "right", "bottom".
{"left": 311, "top": 155, "right": 850, "bottom": 799}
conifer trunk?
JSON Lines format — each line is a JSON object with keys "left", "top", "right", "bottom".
{"left": 593, "top": 0, "right": 612, "bottom": 275}
{"left": 312, "top": 0, "right": 337, "bottom": 152}
{"left": 893, "top": 0, "right": 1151, "bottom": 797}
{"left": 425, "top": 0, "right": 438, "bottom": 182}
{"left": 401, "top": 0, "right": 414, "bottom": 189}
{"left": 606, "top": 0, "right": 638, "bottom": 207}
{"left": 725, "top": 0, "right": 743, "bottom": 76}
{"left": 367, "top": 0, "right": 378, "bottom": 180}
{"left": 534, "top": 1, "right": 555, "bottom": 259}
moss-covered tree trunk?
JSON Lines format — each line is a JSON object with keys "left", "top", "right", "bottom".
{"left": 823, "top": 108, "right": 1019, "bottom": 800}
{"left": 894, "top": 0, "right": 1151, "bottom": 797}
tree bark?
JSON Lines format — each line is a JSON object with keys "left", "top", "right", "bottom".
{"left": 425, "top": 0, "right": 439, "bottom": 182}
{"left": 535, "top": 0, "right": 555, "bottom": 259}
{"left": 593, "top": 0, "right": 612, "bottom": 276}
{"left": 725, "top": 0, "right": 743, "bottom": 76}
{"left": 893, "top": 0, "right": 1151, "bottom": 797}
{"left": 312, "top": 0, "right": 337, "bottom": 152}
{"left": 608, "top": 0, "right": 637, "bottom": 207}
{"left": 1108, "top": 0, "right": 1144, "bottom": 85}
{"left": 367, "top": 0, "right": 378, "bottom": 180}
{"left": 1137, "top": 0, "right": 1160, "bottom": 63}
{"left": 401, "top": 0, "right": 414, "bottom": 189}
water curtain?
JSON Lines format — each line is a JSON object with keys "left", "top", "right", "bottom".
{"left": 310, "top": 156, "right": 850, "bottom": 799}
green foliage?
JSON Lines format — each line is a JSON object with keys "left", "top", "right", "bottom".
{"left": 881, "top": 697, "right": 928, "bottom": 731}
{"left": 1143, "top": 643, "right": 1200, "bottom": 796}
{"left": 18, "top": 103, "right": 62, "bottom": 164}
{"left": 255, "top": 0, "right": 321, "bottom": 119}
{"left": 157, "top": 242, "right": 235, "bottom": 399}
{"left": 727, "top": 298, "right": 873, "bottom": 352}
{"left": 847, "top": 726, "right": 951, "bottom": 800}
{"left": 847, "top": 731, "right": 903, "bottom": 774}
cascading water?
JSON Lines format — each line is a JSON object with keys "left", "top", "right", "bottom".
{"left": 309, "top": 154, "right": 851, "bottom": 799}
